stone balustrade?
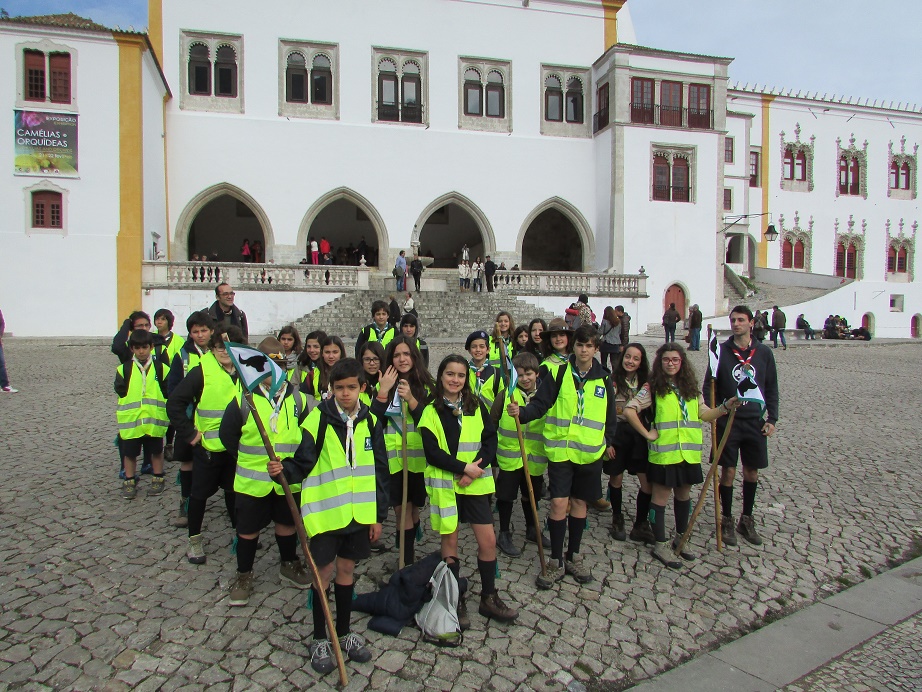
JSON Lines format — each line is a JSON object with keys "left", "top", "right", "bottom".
{"left": 463, "top": 269, "right": 647, "bottom": 297}
{"left": 142, "top": 261, "right": 370, "bottom": 290}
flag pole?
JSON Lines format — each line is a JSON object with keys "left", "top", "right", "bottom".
{"left": 398, "top": 399, "right": 409, "bottom": 570}
{"left": 709, "top": 326, "right": 723, "bottom": 551}
{"left": 223, "top": 335, "right": 348, "bottom": 687}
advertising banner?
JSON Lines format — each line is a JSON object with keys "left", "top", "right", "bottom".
{"left": 14, "top": 110, "right": 78, "bottom": 176}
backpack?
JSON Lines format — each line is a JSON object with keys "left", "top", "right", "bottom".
{"left": 415, "top": 561, "right": 463, "bottom": 647}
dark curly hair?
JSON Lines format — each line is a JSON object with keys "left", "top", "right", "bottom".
{"left": 649, "top": 343, "right": 699, "bottom": 400}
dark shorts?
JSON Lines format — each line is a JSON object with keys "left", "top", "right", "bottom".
{"left": 495, "top": 467, "right": 545, "bottom": 503}
{"left": 172, "top": 435, "right": 194, "bottom": 464}
{"left": 309, "top": 528, "right": 371, "bottom": 567}
{"left": 547, "top": 459, "right": 603, "bottom": 502}
{"left": 235, "top": 491, "right": 298, "bottom": 535}
{"left": 604, "top": 426, "right": 649, "bottom": 477}
{"left": 646, "top": 461, "right": 703, "bottom": 489}
{"left": 456, "top": 494, "right": 493, "bottom": 525}
{"left": 120, "top": 435, "right": 164, "bottom": 459}
{"left": 191, "top": 447, "right": 235, "bottom": 499}
{"left": 389, "top": 470, "right": 428, "bottom": 508}
{"left": 716, "top": 416, "right": 769, "bottom": 470}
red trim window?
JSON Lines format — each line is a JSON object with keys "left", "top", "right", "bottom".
{"left": 32, "top": 191, "right": 62, "bottom": 229}
{"left": 783, "top": 148, "right": 795, "bottom": 180}
{"left": 892, "top": 162, "right": 913, "bottom": 190}
{"left": 25, "top": 49, "right": 46, "bottom": 101}
{"left": 688, "top": 83, "right": 710, "bottom": 128}
{"left": 724, "top": 137, "right": 734, "bottom": 164}
{"left": 672, "top": 157, "right": 690, "bottom": 202}
{"left": 846, "top": 243, "right": 857, "bottom": 278}
{"left": 795, "top": 151, "right": 806, "bottom": 181}
{"left": 653, "top": 155, "right": 670, "bottom": 200}
{"left": 661, "top": 80, "right": 682, "bottom": 127}
{"left": 793, "top": 240, "right": 805, "bottom": 269}
{"left": 49, "top": 52, "right": 71, "bottom": 103}
{"left": 897, "top": 247, "right": 908, "bottom": 273}
{"left": 900, "top": 163, "right": 911, "bottom": 190}
{"left": 888, "top": 246, "right": 898, "bottom": 272}
{"left": 850, "top": 158, "right": 861, "bottom": 195}
{"left": 749, "top": 151, "right": 760, "bottom": 187}
{"left": 631, "top": 77, "right": 653, "bottom": 124}
{"left": 839, "top": 156, "right": 849, "bottom": 194}
{"left": 889, "top": 161, "right": 899, "bottom": 189}
{"left": 835, "top": 242, "right": 846, "bottom": 277}
{"left": 782, "top": 239, "right": 794, "bottom": 268}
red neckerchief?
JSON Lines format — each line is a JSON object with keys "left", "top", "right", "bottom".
{"left": 731, "top": 341, "right": 754, "bottom": 367}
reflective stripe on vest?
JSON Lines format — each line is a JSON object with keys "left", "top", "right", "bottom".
{"left": 419, "top": 404, "right": 494, "bottom": 536}
{"left": 194, "top": 353, "right": 241, "bottom": 452}
{"left": 367, "top": 325, "right": 395, "bottom": 349}
{"left": 647, "top": 392, "right": 703, "bottom": 466}
{"left": 234, "top": 390, "right": 305, "bottom": 497}
{"left": 496, "top": 387, "right": 546, "bottom": 475}
{"left": 487, "top": 338, "right": 511, "bottom": 368}
{"left": 541, "top": 369, "right": 608, "bottom": 465}
{"left": 115, "top": 361, "right": 169, "bottom": 440}
{"left": 382, "top": 389, "right": 429, "bottom": 475}
{"left": 299, "top": 409, "right": 378, "bottom": 536}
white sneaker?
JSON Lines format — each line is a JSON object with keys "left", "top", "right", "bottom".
{"left": 1, "top": 386, "right": 17, "bottom": 393}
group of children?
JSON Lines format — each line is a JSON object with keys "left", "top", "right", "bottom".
{"left": 112, "top": 300, "right": 749, "bottom": 676}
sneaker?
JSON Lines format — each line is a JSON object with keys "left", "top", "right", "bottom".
{"left": 121, "top": 479, "right": 137, "bottom": 500}
{"left": 737, "top": 515, "right": 763, "bottom": 545}
{"left": 591, "top": 497, "right": 611, "bottom": 511}
{"left": 535, "top": 560, "right": 565, "bottom": 590}
{"left": 478, "top": 592, "right": 518, "bottom": 622}
{"left": 308, "top": 639, "right": 335, "bottom": 675}
{"left": 164, "top": 444, "right": 174, "bottom": 462}
{"left": 496, "top": 531, "right": 521, "bottom": 557}
{"left": 651, "top": 542, "right": 682, "bottom": 569}
{"left": 721, "top": 516, "right": 737, "bottom": 546}
{"left": 564, "top": 555, "right": 593, "bottom": 584}
{"left": 525, "top": 525, "right": 551, "bottom": 548}
{"left": 339, "top": 632, "right": 372, "bottom": 663}
{"left": 369, "top": 538, "right": 387, "bottom": 553}
{"left": 186, "top": 534, "right": 207, "bottom": 564}
{"left": 629, "top": 521, "right": 656, "bottom": 545}
{"left": 609, "top": 514, "right": 627, "bottom": 541}
{"left": 228, "top": 571, "right": 254, "bottom": 606}
{"left": 1, "top": 386, "right": 18, "bottom": 393}
{"left": 457, "top": 597, "right": 471, "bottom": 631}
{"left": 672, "top": 539, "right": 697, "bottom": 561}
{"left": 172, "top": 498, "right": 189, "bottom": 528}
{"left": 149, "top": 476, "right": 166, "bottom": 496}
{"left": 280, "top": 560, "right": 311, "bottom": 589}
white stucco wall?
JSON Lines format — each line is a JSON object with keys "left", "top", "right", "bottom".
{"left": 142, "top": 49, "right": 169, "bottom": 262}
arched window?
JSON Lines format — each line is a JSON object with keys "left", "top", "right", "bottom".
{"left": 835, "top": 242, "right": 846, "bottom": 277}
{"left": 311, "top": 54, "right": 332, "bottom": 104}
{"left": 793, "top": 240, "right": 805, "bottom": 269}
{"left": 783, "top": 149, "right": 794, "bottom": 180}
{"left": 544, "top": 75, "right": 562, "bottom": 122}
{"left": 849, "top": 158, "right": 861, "bottom": 195}
{"left": 25, "top": 49, "right": 46, "bottom": 101}
{"left": 214, "top": 45, "right": 237, "bottom": 97}
{"left": 839, "top": 156, "right": 849, "bottom": 195}
{"left": 672, "top": 157, "right": 690, "bottom": 202}
{"left": 485, "top": 70, "right": 504, "bottom": 118}
{"left": 377, "top": 59, "right": 398, "bottom": 121}
{"left": 401, "top": 61, "right": 422, "bottom": 123}
{"left": 286, "top": 52, "right": 307, "bottom": 103}
{"left": 464, "top": 68, "right": 482, "bottom": 116}
{"left": 795, "top": 151, "right": 806, "bottom": 181}
{"left": 900, "top": 162, "right": 912, "bottom": 190}
{"left": 846, "top": 243, "right": 857, "bottom": 279}
{"left": 890, "top": 161, "right": 900, "bottom": 189}
{"left": 653, "top": 155, "right": 670, "bottom": 200}
{"left": 782, "top": 239, "right": 794, "bottom": 268}
{"left": 888, "top": 245, "right": 898, "bottom": 272}
{"left": 188, "top": 44, "right": 211, "bottom": 95}
{"left": 32, "top": 190, "right": 63, "bottom": 229}
{"left": 565, "top": 77, "right": 583, "bottom": 124}
{"left": 897, "top": 247, "right": 908, "bottom": 273}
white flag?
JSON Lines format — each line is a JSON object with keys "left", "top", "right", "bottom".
{"left": 385, "top": 388, "right": 403, "bottom": 418}
{"left": 707, "top": 327, "right": 720, "bottom": 378}
{"left": 224, "top": 341, "right": 286, "bottom": 399}
{"left": 736, "top": 370, "right": 766, "bottom": 414}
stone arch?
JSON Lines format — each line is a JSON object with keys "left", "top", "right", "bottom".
{"left": 911, "top": 314, "right": 921, "bottom": 338}
{"left": 663, "top": 281, "right": 689, "bottom": 320}
{"left": 862, "top": 312, "right": 875, "bottom": 334}
{"left": 516, "top": 198, "right": 595, "bottom": 272}
{"left": 173, "top": 183, "right": 275, "bottom": 261}
{"left": 296, "top": 187, "right": 389, "bottom": 267}
{"left": 411, "top": 192, "right": 496, "bottom": 267}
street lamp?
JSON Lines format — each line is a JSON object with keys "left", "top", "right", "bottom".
{"left": 764, "top": 223, "right": 779, "bottom": 242}
{"left": 720, "top": 212, "right": 778, "bottom": 241}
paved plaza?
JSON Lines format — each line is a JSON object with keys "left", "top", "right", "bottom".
{"left": 0, "top": 337, "right": 921, "bottom": 691}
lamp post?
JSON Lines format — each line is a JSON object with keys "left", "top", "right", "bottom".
{"left": 720, "top": 212, "right": 777, "bottom": 240}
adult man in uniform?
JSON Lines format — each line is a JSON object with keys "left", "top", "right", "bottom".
{"left": 208, "top": 283, "right": 249, "bottom": 342}
{"left": 704, "top": 305, "right": 779, "bottom": 546}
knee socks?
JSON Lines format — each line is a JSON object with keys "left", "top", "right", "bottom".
{"left": 224, "top": 490, "right": 236, "bottom": 528}
{"left": 565, "top": 514, "right": 585, "bottom": 561}
{"left": 742, "top": 480, "right": 758, "bottom": 516}
{"left": 334, "top": 582, "right": 353, "bottom": 636}
{"left": 236, "top": 535, "right": 258, "bottom": 573}
{"left": 609, "top": 486, "right": 623, "bottom": 516}
{"left": 521, "top": 498, "right": 536, "bottom": 528}
{"left": 497, "top": 500, "right": 513, "bottom": 533}
{"left": 478, "top": 559, "right": 496, "bottom": 596}
{"left": 674, "top": 498, "right": 691, "bottom": 536}
{"left": 548, "top": 518, "right": 567, "bottom": 564}
{"left": 312, "top": 586, "right": 327, "bottom": 640}
{"left": 275, "top": 533, "right": 297, "bottom": 563}
{"left": 635, "top": 490, "right": 652, "bottom": 526}
{"left": 719, "top": 484, "right": 734, "bottom": 518}
{"left": 650, "top": 503, "right": 667, "bottom": 542}
{"left": 187, "top": 497, "right": 207, "bottom": 536}
{"left": 179, "top": 469, "right": 192, "bottom": 499}
{"left": 402, "top": 528, "right": 416, "bottom": 565}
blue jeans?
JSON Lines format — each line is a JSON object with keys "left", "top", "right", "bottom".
{"left": 0, "top": 342, "right": 9, "bottom": 388}
{"left": 665, "top": 325, "right": 676, "bottom": 343}
{"left": 773, "top": 329, "right": 786, "bottom": 348}
{"left": 396, "top": 276, "right": 405, "bottom": 292}
{"left": 689, "top": 328, "right": 701, "bottom": 350}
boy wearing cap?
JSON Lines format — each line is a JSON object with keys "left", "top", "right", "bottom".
{"left": 466, "top": 330, "right": 505, "bottom": 409}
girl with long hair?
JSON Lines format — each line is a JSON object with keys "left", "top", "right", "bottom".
{"left": 526, "top": 318, "right": 546, "bottom": 356}
{"left": 539, "top": 317, "right": 572, "bottom": 379}
{"left": 511, "top": 325, "right": 530, "bottom": 357}
{"left": 317, "top": 335, "right": 345, "bottom": 399}
{"left": 277, "top": 325, "right": 302, "bottom": 370}
{"left": 488, "top": 311, "right": 515, "bottom": 367}
{"left": 357, "top": 341, "right": 386, "bottom": 407}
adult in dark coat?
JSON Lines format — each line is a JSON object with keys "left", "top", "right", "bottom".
{"left": 484, "top": 256, "right": 497, "bottom": 292}
{"left": 208, "top": 283, "right": 249, "bottom": 341}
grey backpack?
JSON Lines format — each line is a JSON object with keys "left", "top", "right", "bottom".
{"left": 415, "top": 561, "right": 462, "bottom": 647}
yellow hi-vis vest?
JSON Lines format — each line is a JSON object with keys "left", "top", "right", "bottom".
{"left": 647, "top": 392, "right": 703, "bottom": 466}
{"left": 163, "top": 332, "right": 185, "bottom": 365}
{"left": 496, "top": 387, "right": 546, "bottom": 475}
{"left": 180, "top": 345, "right": 204, "bottom": 377}
{"left": 542, "top": 365, "right": 609, "bottom": 465}
{"left": 116, "top": 359, "right": 170, "bottom": 439}
{"left": 419, "top": 404, "right": 495, "bottom": 535}
{"left": 382, "top": 388, "right": 429, "bottom": 475}
{"left": 193, "top": 353, "right": 241, "bottom": 452}
{"left": 468, "top": 364, "right": 504, "bottom": 409}
{"left": 235, "top": 389, "right": 305, "bottom": 497}
{"left": 299, "top": 409, "right": 378, "bottom": 537}
{"left": 487, "top": 337, "right": 512, "bottom": 368}
{"left": 365, "top": 324, "right": 395, "bottom": 349}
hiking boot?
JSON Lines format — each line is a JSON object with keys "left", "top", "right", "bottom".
{"left": 525, "top": 525, "right": 552, "bottom": 548}
{"left": 535, "top": 560, "right": 565, "bottom": 590}
{"left": 172, "top": 498, "right": 189, "bottom": 527}
{"left": 609, "top": 514, "right": 627, "bottom": 541}
{"left": 339, "top": 632, "right": 372, "bottom": 663}
{"left": 228, "top": 571, "right": 254, "bottom": 606}
{"left": 737, "top": 515, "right": 763, "bottom": 545}
{"left": 369, "top": 538, "right": 387, "bottom": 553}
{"left": 121, "top": 479, "right": 137, "bottom": 500}
{"left": 149, "top": 476, "right": 166, "bottom": 496}
{"left": 721, "top": 516, "right": 737, "bottom": 546}
{"left": 309, "top": 639, "right": 335, "bottom": 675}
{"left": 164, "top": 444, "right": 174, "bottom": 462}
{"left": 591, "top": 497, "right": 611, "bottom": 511}
{"left": 186, "top": 534, "right": 206, "bottom": 565}
{"left": 651, "top": 542, "right": 682, "bottom": 569}
{"left": 496, "top": 531, "right": 521, "bottom": 557}
{"left": 280, "top": 560, "right": 311, "bottom": 589}
{"left": 457, "top": 597, "right": 471, "bottom": 631}
{"left": 672, "top": 538, "right": 697, "bottom": 561}
{"left": 565, "top": 555, "right": 593, "bottom": 584}
{"left": 629, "top": 521, "right": 656, "bottom": 545}
{"left": 479, "top": 592, "right": 518, "bottom": 622}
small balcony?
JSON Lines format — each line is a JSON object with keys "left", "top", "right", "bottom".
{"left": 630, "top": 103, "right": 713, "bottom": 130}
{"left": 592, "top": 107, "right": 610, "bottom": 133}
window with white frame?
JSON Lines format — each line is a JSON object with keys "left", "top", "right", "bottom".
{"left": 16, "top": 40, "right": 77, "bottom": 111}
{"left": 651, "top": 146, "right": 695, "bottom": 203}
{"left": 24, "top": 180, "right": 68, "bottom": 236}
{"left": 180, "top": 32, "right": 244, "bottom": 113}
{"left": 278, "top": 40, "right": 339, "bottom": 119}
{"left": 373, "top": 48, "right": 428, "bottom": 125}
{"left": 458, "top": 58, "right": 511, "bottom": 133}
{"left": 540, "top": 65, "right": 590, "bottom": 138}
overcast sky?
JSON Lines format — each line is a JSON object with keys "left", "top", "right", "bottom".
{"left": 6, "top": 0, "right": 921, "bottom": 107}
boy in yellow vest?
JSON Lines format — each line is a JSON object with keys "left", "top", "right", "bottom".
{"left": 507, "top": 325, "right": 617, "bottom": 588}
{"left": 465, "top": 330, "right": 504, "bottom": 408}
{"left": 354, "top": 300, "right": 395, "bottom": 357}
{"left": 270, "top": 358, "right": 389, "bottom": 676}
{"left": 115, "top": 330, "right": 171, "bottom": 499}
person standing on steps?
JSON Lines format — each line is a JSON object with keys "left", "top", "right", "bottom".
{"left": 484, "top": 256, "right": 497, "bottom": 293}
{"left": 687, "top": 304, "right": 703, "bottom": 351}
{"left": 394, "top": 250, "right": 408, "bottom": 292}
{"left": 410, "top": 255, "right": 424, "bottom": 292}
{"left": 662, "top": 303, "right": 681, "bottom": 344}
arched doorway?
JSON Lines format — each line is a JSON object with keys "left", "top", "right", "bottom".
{"left": 664, "top": 284, "right": 686, "bottom": 320}
{"left": 911, "top": 314, "right": 921, "bottom": 338}
{"left": 414, "top": 194, "right": 494, "bottom": 268}
{"left": 517, "top": 198, "right": 593, "bottom": 272}
{"left": 298, "top": 188, "right": 389, "bottom": 268}
{"left": 175, "top": 184, "right": 274, "bottom": 262}
{"left": 862, "top": 312, "right": 875, "bottom": 333}
{"left": 726, "top": 235, "right": 744, "bottom": 264}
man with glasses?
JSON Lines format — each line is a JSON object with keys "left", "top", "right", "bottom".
{"left": 208, "top": 283, "right": 249, "bottom": 341}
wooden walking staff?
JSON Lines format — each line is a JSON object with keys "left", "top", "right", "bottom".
{"left": 398, "top": 399, "right": 410, "bottom": 570}
{"left": 709, "top": 325, "right": 723, "bottom": 551}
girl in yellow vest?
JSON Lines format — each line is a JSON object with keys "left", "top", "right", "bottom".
{"left": 371, "top": 336, "right": 435, "bottom": 566}
{"left": 317, "top": 335, "right": 346, "bottom": 400}
{"left": 487, "top": 311, "right": 514, "bottom": 367}
{"left": 538, "top": 318, "right": 572, "bottom": 380}
{"left": 296, "top": 330, "right": 327, "bottom": 397}
{"left": 357, "top": 341, "right": 385, "bottom": 408}
{"left": 623, "top": 343, "right": 738, "bottom": 569}
{"left": 420, "top": 355, "right": 518, "bottom": 628}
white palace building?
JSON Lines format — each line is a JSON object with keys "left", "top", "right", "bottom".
{"left": 3, "top": 0, "right": 921, "bottom": 337}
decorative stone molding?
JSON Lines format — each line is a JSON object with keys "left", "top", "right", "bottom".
{"left": 277, "top": 40, "right": 340, "bottom": 121}
{"left": 777, "top": 210, "right": 812, "bottom": 271}
{"left": 835, "top": 134, "right": 868, "bottom": 200}
{"left": 23, "top": 178, "right": 69, "bottom": 236}
{"left": 371, "top": 47, "right": 429, "bottom": 126}
{"left": 779, "top": 123, "right": 815, "bottom": 192}
{"left": 540, "top": 64, "right": 591, "bottom": 139}
{"left": 180, "top": 31, "right": 245, "bottom": 114}
{"left": 885, "top": 217, "right": 916, "bottom": 282}
{"left": 650, "top": 144, "right": 697, "bottom": 203}
{"left": 458, "top": 57, "right": 512, "bottom": 134}
{"left": 833, "top": 214, "right": 866, "bottom": 279}
{"left": 15, "top": 38, "right": 79, "bottom": 112}
{"left": 887, "top": 137, "right": 918, "bottom": 201}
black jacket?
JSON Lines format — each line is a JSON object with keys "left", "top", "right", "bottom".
{"left": 208, "top": 302, "right": 249, "bottom": 341}
{"left": 484, "top": 260, "right": 496, "bottom": 276}
{"left": 703, "top": 337, "right": 779, "bottom": 425}
{"left": 111, "top": 320, "right": 167, "bottom": 365}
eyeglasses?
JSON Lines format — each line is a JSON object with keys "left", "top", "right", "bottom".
{"left": 362, "top": 357, "right": 380, "bottom": 364}
{"left": 213, "top": 345, "right": 227, "bottom": 352}
{"left": 661, "top": 357, "right": 682, "bottom": 364}
{"left": 219, "top": 291, "right": 236, "bottom": 297}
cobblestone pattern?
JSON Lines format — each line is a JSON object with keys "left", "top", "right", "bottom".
{"left": 782, "top": 612, "right": 922, "bottom": 692}
{"left": 0, "top": 337, "right": 920, "bottom": 690}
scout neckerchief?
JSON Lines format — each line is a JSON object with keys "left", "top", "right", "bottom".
{"left": 669, "top": 382, "right": 689, "bottom": 422}
{"left": 259, "top": 381, "right": 286, "bottom": 433}
{"left": 731, "top": 340, "right": 755, "bottom": 369}
{"left": 192, "top": 342, "right": 206, "bottom": 356}
{"left": 548, "top": 352, "right": 568, "bottom": 367}
{"left": 442, "top": 396, "right": 464, "bottom": 428}
{"left": 569, "top": 362, "right": 590, "bottom": 424}
{"left": 335, "top": 400, "right": 360, "bottom": 467}
{"left": 372, "top": 323, "right": 389, "bottom": 340}
{"left": 133, "top": 356, "right": 152, "bottom": 396}
{"left": 515, "top": 381, "right": 538, "bottom": 406}
{"left": 468, "top": 360, "right": 489, "bottom": 397}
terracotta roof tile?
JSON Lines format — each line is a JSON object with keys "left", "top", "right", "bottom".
{"left": 0, "top": 12, "right": 111, "bottom": 32}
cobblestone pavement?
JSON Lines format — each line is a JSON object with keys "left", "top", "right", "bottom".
{"left": 782, "top": 612, "right": 922, "bottom": 692}
{"left": 0, "top": 337, "right": 920, "bottom": 691}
